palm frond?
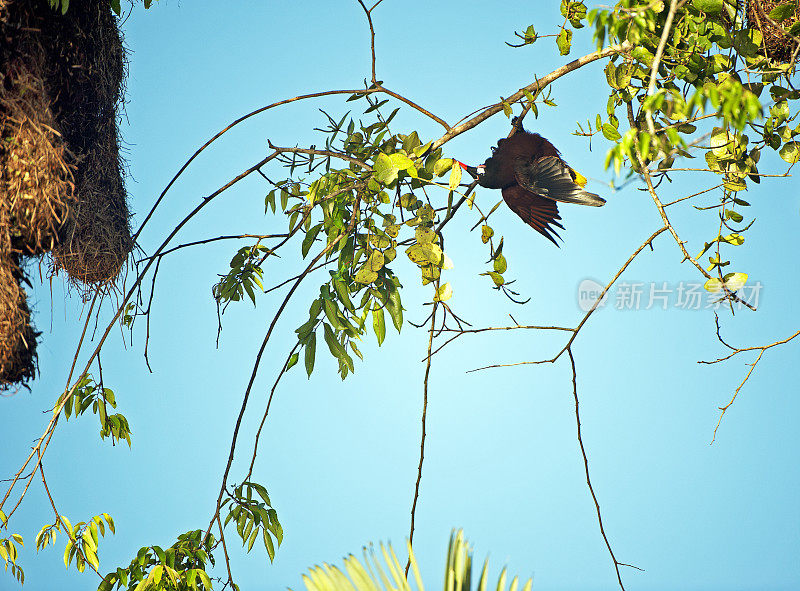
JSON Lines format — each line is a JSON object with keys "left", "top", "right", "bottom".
{"left": 293, "top": 530, "right": 533, "bottom": 591}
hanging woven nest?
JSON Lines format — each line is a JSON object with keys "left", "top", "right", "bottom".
{"left": 746, "top": 0, "right": 800, "bottom": 63}
{"left": 1, "top": 0, "right": 131, "bottom": 286}
{"left": 1, "top": 0, "right": 132, "bottom": 389}
{"left": 0, "top": 253, "right": 38, "bottom": 390}
{"left": 41, "top": 0, "right": 133, "bottom": 286}
{"left": 0, "top": 2, "right": 75, "bottom": 258}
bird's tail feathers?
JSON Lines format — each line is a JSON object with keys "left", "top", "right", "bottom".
{"left": 517, "top": 156, "right": 605, "bottom": 207}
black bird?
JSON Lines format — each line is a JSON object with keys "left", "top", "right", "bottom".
{"left": 458, "top": 131, "right": 605, "bottom": 245}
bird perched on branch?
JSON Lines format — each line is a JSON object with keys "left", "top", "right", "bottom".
{"left": 458, "top": 131, "right": 604, "bottom": 245}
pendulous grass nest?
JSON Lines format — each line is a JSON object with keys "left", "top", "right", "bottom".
{"left": 746, "top": 0, "right": 800, "bottom": 63}
{"left": 1, "top": 0, "right": 132, "bottom": 389}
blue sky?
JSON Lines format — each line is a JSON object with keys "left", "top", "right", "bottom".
{"left": 3, "top": 1, "right": 800, "bottom": 590}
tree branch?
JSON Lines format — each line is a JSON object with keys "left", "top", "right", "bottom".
{"left": 430, "top": 41, "right": 632, "bottom": 151}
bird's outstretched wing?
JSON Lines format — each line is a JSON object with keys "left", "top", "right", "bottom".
{"left": 513, "top": 155, "right": 605, "bottom": 207}
{"left": 501, "top": 184, "right": 565, "bottom": 246}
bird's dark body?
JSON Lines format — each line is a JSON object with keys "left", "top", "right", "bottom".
{"left": 478, "top": 133, "right": 560, "bottom": 189}
{"left": 473, "top": 131, "right": 604, "bottom": 245}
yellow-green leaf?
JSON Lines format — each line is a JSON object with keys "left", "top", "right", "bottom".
{"left": 354, "top": 266, "right": 378, "bottom": 284}
{"left": 389, "top": 152, "right": 414, "bottom": 170}
{"left": 434, "top": 158, "right": 454, "bottom": 177}
{"left": 373, "top": 306, "right": 386, "bottom": 346}
{"left": 434, "top": 283, "right": 453, "bottom": 302}
{"left": 779, "top": 141, "right": 800, "bottom": 163}
{"left": 556, "top": 28, "right": 572, "bottom": 55}
{"left": 723, "top": 272, "right": 748, "bottom": 291}
{"left": 415, "top": 226, "right": 436, "bottom": 244}
{"left": 448, "top": 162, "right": 463, "bottom": 190}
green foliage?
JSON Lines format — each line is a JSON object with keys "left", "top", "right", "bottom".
{"left": 768, "top": 1, "right": 797, "bottom": 22}
{"left": 0, "top": 510, "right": 24, "bottom": 585}
{"left": 99, "top": 530, "right": 215, "bottom": 591}
{"left": 579, "top": 0, "right": 800, "bottom": 304}
{"left": 212, "top": 245, "right": 268, "bottom": 306}
{"left": 293, "top": 529, "right": 532, "bottom": 591}
{"left": 221, "top": 482, "right": 283, "bottom": 561}
{"left": 34, "top": 514, "right": 115, "bottom": 576}
{"left": 58, "top": 375, "right": 132, "bottom": 447}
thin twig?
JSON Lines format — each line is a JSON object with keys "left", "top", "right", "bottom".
{"left": 697, "top": 322, "right": 800, "bottom": 443}
{"left": 268, "top": 143, "right": 372, "bottom": 170}
{"left": 356, "top": 0, "right": 379, "bottom": 84}
{"left": 205, "top": 194, "right": 362, "bottom": 541}
{"left": 430, "top": 41, "right": 632, "bottom": 151}
{"left": 245, "top": 342, "right": 301, "bottom": 482}
{"left": 132, "top": 89, "right": 378, "bottom": 242}
{"left": 468, "top": 226, "right": 668, "bottom": 373}
{"left": 568, "top": 349, "right": 630, "bottom": 591}
{"left": 405, "top": 301, "right": 438, "bottom": 576}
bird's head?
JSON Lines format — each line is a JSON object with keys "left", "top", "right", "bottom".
{"left": 457, "top": 161, "right": 485, "bottom": 181}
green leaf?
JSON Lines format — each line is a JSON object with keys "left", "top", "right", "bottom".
{"left": 723, "top": 272, "right": 748, "bottom": 291}
{"left": 692, "top": 0, "right": 723, "bottom": 12}
{"left": 602, "top": 123, "right": 621, "bottom": 141}
{"left": 721, "top": 233, "right": 745, "bottom": 246}
{"left": 482, "top": 271, "right": 505, "bottom": 286}
{"left": 63, "top": 540, "right": 73, "bottom": 569}
{"left": 556, "top": 28, "right": 572, "bottom": 55}
{"left": 385, "top": 286, "right": 403, "bottom": 333}
{"left": 354, "top": 266, "right": 378, "bottom": 284}
{"left": 365, "top": 250, "right": 385, "bottom": 272}
{"left": 710, "top": 127, "right": 733, "bottom": 157}
{"left": 703, "top": 277, "right": 723, "bottom": 293}
{"left": 725, "top": 210, "right": 744, "bottom": 223}
{"left": 301, "top": 224, "right": 323, "bottom": 258}
{"left": 448, "top": 161, "right": 463, "bottom": 190}
{"left": 768, "top": 1, "right": 796, "bottom": 21}
{"left": 323, "top": 323, "right": 345, "bottom": 360}
{"left": 433, "top": 283, "right": 453, "bottom": 302}
{"left": 373, "top": 306, "right": 386, "bottom": 346}
{"left": 263, "top": 528, "right": 275, "bottom": 562}
{"left": 333, "top": 279, "right": 355, "bottom": 312}
{"left": 369, "top": 234, "right": 392, "bottom": 249}
{"left": 110, "top": 0, "right": 121, "bottom": 15}
{"left": 723, "top": 176, "right": 747, "bottom": 192}
{"left": 389, "top": 152, "right": 414, "bottom": 171}
{"left": 323, "top": 298, "right": 343, "bottom": 329}
{"left": 384, "top": 224, "right": 401, "bottom": 238}
{"left": 779, "top": 141, "right": 800, "bottom": 163}
{"left": 304, "top": 332, "right": 316, "bottom": 377}
{"left": 604, "top": 62, "right": 617, "bottom": 88}
{"left": 373, "top": 153, "right": 398, "bottom": 185}
{"left": 493, "top": 254, "right": 507, "bottom": 273}
{"left": 433, "top": 158, "right": 454, "bottom": 177}
{"left": 481, "top": 225, "right": 494, "bottom": 244}
{"left": 406, "top": 243, "right": 443, "bottom": 266}
{"left": 415, "top": 226, "right": 436, "bottom": 245}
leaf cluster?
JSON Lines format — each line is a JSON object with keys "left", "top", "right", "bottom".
{"left": 0, "top": 510, "right": 24, "bottom": 585}
{"left": 99, "top": 530, "right": 215, "bottom": 591}
{"left": 57, "top": 375, "right": 132, "bottom": 447}
{"left": 221, "top": 482, "right": 283, "bottom": 562}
